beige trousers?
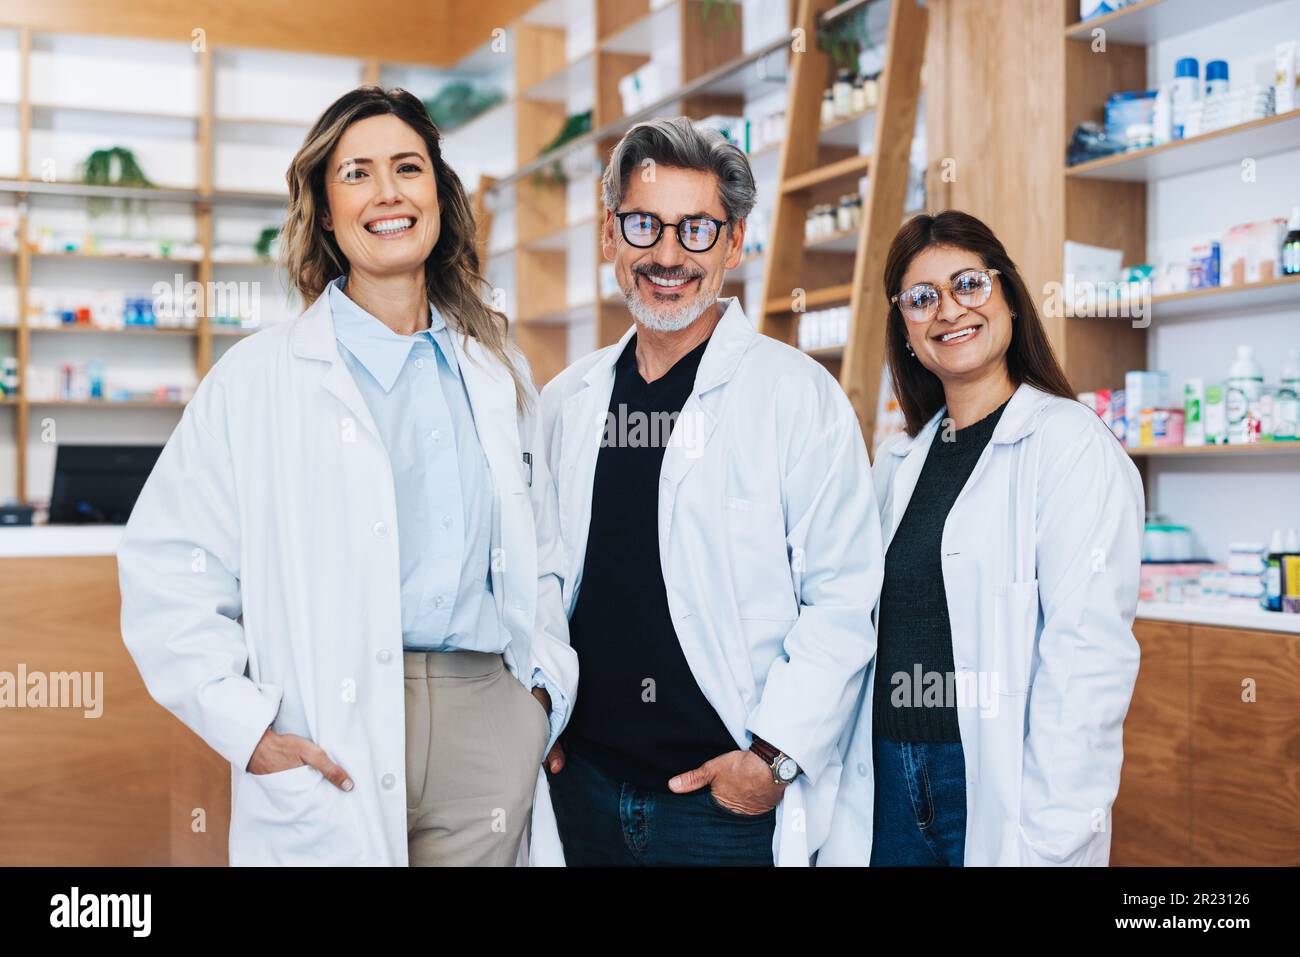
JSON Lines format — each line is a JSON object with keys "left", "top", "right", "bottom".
{"left": 404, "top": 649, "right": 550, "bottom": 866}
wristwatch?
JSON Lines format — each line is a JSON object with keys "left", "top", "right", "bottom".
{"left": 750, "top": 735, "right": 800, "bottom": 785}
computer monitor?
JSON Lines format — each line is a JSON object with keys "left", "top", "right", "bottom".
{"left": 48, "top": 444, "right": 164, "bottom": 525}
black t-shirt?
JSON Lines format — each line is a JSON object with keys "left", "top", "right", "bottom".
{"left": 563, "top": 333, "right": 737, "bottom": 790}
{"left": 872, "top": 398, "right": 1010, "bottom": 743}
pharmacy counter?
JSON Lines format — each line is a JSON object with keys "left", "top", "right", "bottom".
{"left": 0, "top": 524, "right": 123, "bottom": 557}
{"left": 0, "top": 524, "right": 224, "bottom": 865}
{"left": 1137, "top": 601, "right": 1300, "bottom": 635}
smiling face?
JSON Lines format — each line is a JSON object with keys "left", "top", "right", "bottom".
{"left": 898, "top": 244, "right": 1014, "bottom": 386}
{"left": 603, "top": 165, "right": 744, "bottom": 332}
{"left": 320, "top": 113, "right": 440, "bottom": 282}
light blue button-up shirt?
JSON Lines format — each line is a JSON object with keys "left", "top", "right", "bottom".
{"left": 330, "top": 276, "right": 500, "bottom": 653}
{"left": 329, "top": 277, "right": 564, "bottom": 739}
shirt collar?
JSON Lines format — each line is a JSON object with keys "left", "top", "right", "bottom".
{"left": 328, "top": 276, "right": 458, "bottom": 392}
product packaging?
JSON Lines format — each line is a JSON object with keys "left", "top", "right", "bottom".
{"left": 1221, "top": 218, "right": 1288, "bottom": 285}
{"left": 1188, "top": 240, "right": 1220, "bottom": 289}
{"left": 1184, "top": 378, "right": 1205, "bottom": 446}
{"left": 1204, "top": 383, "right": 1227, "bottom": 444}
{"left": 1125, "top": 370, "right": 1168, "bottom": 448}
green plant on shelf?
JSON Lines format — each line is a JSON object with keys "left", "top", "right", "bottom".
{"left": 533, "top": 110, "right": 593, "bottom": 187}
{"left": 421, "top": 82, "right": 506, "bottom": 134}
{"left": 817, "top": 6, "right": 872, "bottom": 71}
{"left": 80, "top": 146, "right": 156, "bottom": 216}
{"left": 254, "top": 226, "right": 280, "bottom": 260}
{"left": 698, "top": 0, "right": 741, "bottom": 34}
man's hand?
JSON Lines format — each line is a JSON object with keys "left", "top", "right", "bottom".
{"left": 246, "top": 729, "right": 353, "bottom": 792}
{"left": 531, "top": 687, "right": 565, "bottom": 774}
{"left": 668, "top": 749, "right": 785, "bottom": 815}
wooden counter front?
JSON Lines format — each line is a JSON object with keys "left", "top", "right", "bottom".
{"left": 0, "top": 553, "right": 230, "bottom": 865}
{"left": 1112, "top": 618, "right": 1300, "bottom": 866}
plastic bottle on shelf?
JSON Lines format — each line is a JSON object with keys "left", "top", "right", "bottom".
{"left": 1276, "top": 348, "right": 1300, "bottom": 440}
{"left": 1171, "top": 57, "right": 1200, "bottom": 140}
{"left": 1282, "top": 206, "right": 1300, "bottom": 276}
{"left": 1225, "top": 345, "right": 1264, "bottom": 444}
{"left": 1263, "top": 529, "right": 1285, "bottom": 612}
{"left": 1205, "top": 60, "right": 1229, "bottom": 98}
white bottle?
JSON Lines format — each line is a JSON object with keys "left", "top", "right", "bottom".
{"left": 1226, "top": 345, "right": 1264, "bottom": 444}
{"left": 1276, "top": 347, "right": 1300, "bottom": 440}
{"left": 1171, "top": 57, "right": 1200, "bottom": 140}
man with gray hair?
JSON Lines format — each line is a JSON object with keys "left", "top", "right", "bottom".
{"left": 538, "top": 116, "right": 883, "bottom": 866}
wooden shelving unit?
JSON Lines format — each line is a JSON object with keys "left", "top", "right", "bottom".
{"left": 474, "top": 0, "right": 854, "bottom": 383}
{"left": 1127, "top": 442, "right": 1300, "bottom": 458}
{"left": 0, "top": 25, "right": 509, "bottom": 504}
{"left": 760, "top": 0, "right": 927, "bottom": 440}
{"left": 1057, "top": 0, "right": 1300, "bottom": 494}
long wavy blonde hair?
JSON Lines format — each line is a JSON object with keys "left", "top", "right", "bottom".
{"left": 281, "top": 85, "right": 526, "bottom": 407}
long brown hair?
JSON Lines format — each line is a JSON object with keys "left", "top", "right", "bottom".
{"left": 281, "top": 86, "right": 526, "bottom": 407}
{"left": 883, "top": 210, "right": 1074, "bottom": 435}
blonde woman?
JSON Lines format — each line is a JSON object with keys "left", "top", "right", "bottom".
{"left": 118, "top": 87, "right": 576, "bottom": 866}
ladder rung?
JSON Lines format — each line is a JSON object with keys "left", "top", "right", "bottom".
{"left": 763, "top": 283, "right": 854, "bottom": 315}
{"left": 781, "top": 154, "right": 871, "bottom": 194}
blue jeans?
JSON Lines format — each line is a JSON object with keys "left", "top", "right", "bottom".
{"left": 547, "top": 747, "right": 775, "bottom": 866}
{"left": 871, "top": 735, "right": 967, "bottom": 866}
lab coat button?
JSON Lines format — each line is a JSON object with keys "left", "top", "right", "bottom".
{"left": 857, "top": 762, "right": 869, "bottom": 776}
{"left": 376, "top": 649, "right": 392, "bottom": 664}
{"left": 434, "top": 596, "right": 445, "bottom": 608}
{"left": 381, "top": 773, "right": 396, "bottom": 790}
{"left": 431, "top": 429, "right": 441, "bottom": 442}
{"left": 372, "top": 521, "right": 388, "bottom": 538}
{"left": 441, "top": 514, "right": 452, "bottom": 528}
{"left": 414, "top": 358, "right": 425, "bottom": 370}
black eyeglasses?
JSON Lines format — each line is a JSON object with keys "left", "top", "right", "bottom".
{"left": 614, "top": 211, "right": 728, "bottom": 253}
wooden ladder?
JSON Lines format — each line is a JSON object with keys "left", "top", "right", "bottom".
{"left": 758, "top": 0, "right": 928, "bottom": 447}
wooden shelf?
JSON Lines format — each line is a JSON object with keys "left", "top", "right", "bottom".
{"left": 0, "top": 179, "right": 288, "bottom": 206}
{"left": 30, "top": 250, "right": 202, "bottom": 264}
{"left": 26, "top": 399, "right": 188, "bottom": 409}
{"left": 805, "top": 227, "right": 859, "bottom": 253}
{"left": 1064, "top": 0, "right": 1282, "bottom": 44}
{"left": 520, "top": 51, "right": 594, "bottom": 103}
{"left": 803, "top": 345, "right": 844, "bottom": 360}
{"left": 1128, "top": 442, "right": 1300, "bottom": 458}
{"left": 30, "top": 326, "right": 198, "bottom": 336}
{"left": 1146, "top": 274, "right": 1300, "bottom": 320}
{"left": 518, "top": 300, "right": 596, "bottom": 325}
{"left": 29, "top": 101, "right": 199, "bottom": 122}
{"left": 522, "top": 216, "right": 596, "bottom": 252}
{"left": 211, "top": 326, "right": 259, "bottom": 336}
{"left": 1066, "top": 111, "right": 1300, "bottom": 182}
{"left": 1069, "top": 274, "right": 1300, "bottom": 322}
{"left": 764, "top": 283, "right": 853, "bottom": 315}
{"left": 820, "top": 107, "right": 876, "bottom": 147}
{"left": 214, "top": 115, "right": 312, "bottom": 127}
{"left": 781, "top": 154, "right": 871, "bottom": 193}
{"left": 601, "top": 1, "right": 679, "bottom": 55}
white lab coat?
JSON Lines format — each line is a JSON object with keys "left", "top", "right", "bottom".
{"left": 539, "top": 297, "right": 884, "bottom": 866}
{"left": 117, "top": 288, "right": 577, "bottom": 866}
{"left": 819, "top": 383, "right": 1143, "bottom": 866}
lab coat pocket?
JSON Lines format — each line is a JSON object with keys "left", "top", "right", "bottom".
{"left": 722, "top": 495, "right": 797, "bottom": 621}
{"left": 992, "top": 581, "right": 1038, "bottom": 696}
{"left": 232, "top": 764, "right": 349, "bottom": 865}
{"left": 251, "top": 763, "right": 320, "bottom": 791}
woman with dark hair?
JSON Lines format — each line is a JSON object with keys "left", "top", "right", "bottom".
{"left": 821, "top": 210, "right": 1143, "bottom": 866}
{"left": 118, "top": 87, "right": 576, "bottom": 866}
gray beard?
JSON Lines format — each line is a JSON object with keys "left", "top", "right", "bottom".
{"left": 624, "top": 274, "right": 719, "bottom": 332}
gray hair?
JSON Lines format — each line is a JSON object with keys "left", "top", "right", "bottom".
{"left": 601, "top": 116, "right": 757, "bottom": 226}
